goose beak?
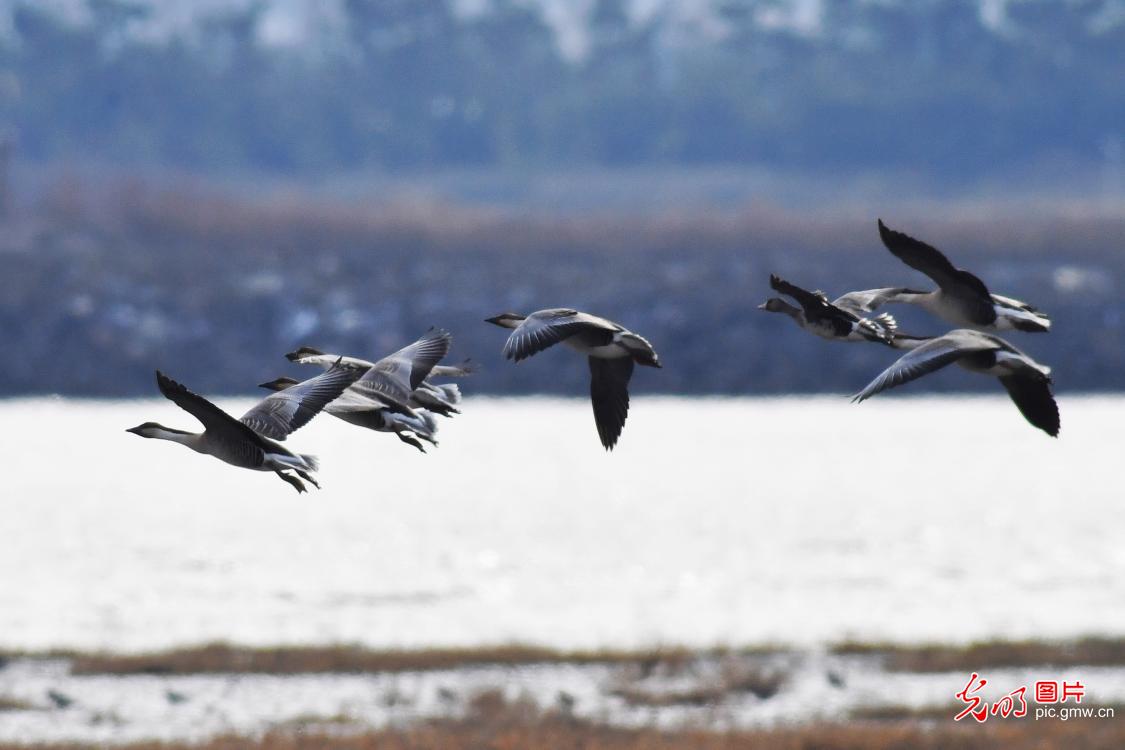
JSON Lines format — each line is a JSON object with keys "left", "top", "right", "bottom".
{"left": 757, "top": 302, "right": 769, "bottom": 310}
{"left": 125, "top": 425, "right": 143, "bottom": 435}
{"left": 484, "top": 316, "right": 504, "bottom": 326}
{"left": 284, "top": 351, "right": 300, "bottom": 362}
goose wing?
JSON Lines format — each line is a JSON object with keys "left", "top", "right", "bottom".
{"left": 502, "top": 309, "right": 617, "bottom": 362}
{"left": 770, "top": 274, "right": 858, "bottom": 336}
{"left": 588, "top": 356, "right": 634, "bottom": 450}
{"left": 240, "top": 360, "right": 362, "bottom": 440}
{"left": 771, "top": 275, "right": 851, "bottom": 319}
{"left": 852, "top": 330, "right": 998, "bottom": 402}
{"left": 429, "top": 358, "right": 478, "bottom": 378}
{"left": 999, "top": 375, "right": 1060, "bottom": 437}
{"left": 350, "top": 328, "right": 452, "bottom": 404}
{"left": 327, "top": 386, "right": 418, "bottom": 417}
{"left": 877, "top": 219, "right": 996, "bottom": 324}
{"left": 156, "top": 371, "right": 273, "bottom": 447}
{"left": 833, "top": 288, "right": 912, "bottom": 315}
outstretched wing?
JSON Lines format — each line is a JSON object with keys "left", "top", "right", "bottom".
{"left": 833, "top": 288, "right": 913, "bottom": 315}
{"left": 502, "top": 309, "right": 611, "bottom": 362}
{"left": 351, "top": 328, "right": 452, "bottom": 403}
{"left": 771, "top": 275, "right": 838, "bottom": 317}
{"left": 877, "top": 219, "right": 996, "bottom": 325}
{"left": 327, "top": 387, "right": 418, "bottom": 417}
{"left": 852, "top": 331, "right": 997, "bottom": 402}
{"left": 999, "top": 375, "right": 1060, "bottom": 437}
{"left": 770, "top": 274, "right": 857, "bottom": 336}
{"left": 588, "top": 356, "right": 634, "bottom": 450}
{"left": 156, "top": 371, "right": 274, "bottom": 451}
{"left": 240, "top": 360, "right": 362, "bottom": 441}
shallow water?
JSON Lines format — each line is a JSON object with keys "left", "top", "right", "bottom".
{"left": 1, "top": 395, "right": 1123, "bottom": 652}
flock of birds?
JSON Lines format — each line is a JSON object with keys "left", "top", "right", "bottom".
{"left": 128, "top": 219, "right": 1058, "bottom": 493}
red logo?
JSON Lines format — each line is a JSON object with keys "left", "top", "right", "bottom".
{"left": 956, "top": 674, "right": 1088, "bottom": 722}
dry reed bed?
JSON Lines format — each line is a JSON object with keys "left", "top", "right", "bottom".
{"left": 5, "top": 637, "right": 1122, "bottom": 676}
{"left": 832, "top": 636, "right": 1125, "bottom": 672}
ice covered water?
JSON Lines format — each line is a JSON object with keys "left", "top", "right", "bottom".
{"left": 1, "top": 395, "right": 1122, "bottom": 653}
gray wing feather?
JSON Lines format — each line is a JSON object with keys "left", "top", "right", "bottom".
{"left": 852, "top": 331, "right": 998, "bottom": 402}
{"left": 351, "top": 328, "right": 453, "bottom": 403}
{"left": 503, "top": 309, "right": 612, "bottom": 362}
{"left": 241, "top": 361, "right": 362, "bottom": 440}
{"left": 833, "top": 288, "right": 910, "bottom": 314}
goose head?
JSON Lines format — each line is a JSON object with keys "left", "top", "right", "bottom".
{"left": 126, "top": 422, "right": 191, "bottom": 439}
{"left": 485, "top": 312, "right": 526, "bottom": 329}
{"left": 258, "top": 376, "right": 300, "bottom": 392}
{"left": 285, "top": 345, "right": 325, "bottom": 362}
{"left": 758, "top": 298, "right": 790, "bottom": 313}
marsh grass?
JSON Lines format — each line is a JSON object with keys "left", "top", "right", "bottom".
{"left": 12, "top": 637, "right": 1123, "bottom": 677}
{"left": 56, "top": 643, "right": 720, "bottom": 676}
{"left": 833, "top": 637, "right": 1125, "bottom": 672}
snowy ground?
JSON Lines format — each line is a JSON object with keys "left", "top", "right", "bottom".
{"left": 1, "top": 395, "right": 1122, "bottom": 742}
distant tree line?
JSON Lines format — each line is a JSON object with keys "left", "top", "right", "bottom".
{"left": 1, "top": 184, "right": 1121, "bottom": 397}
{"left": 0, "top": 0, "right": 1122, "bottom": 183}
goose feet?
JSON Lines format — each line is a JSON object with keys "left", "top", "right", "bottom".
{"left": 294, "top": 469, "right": 320, "bottom": 489}
{"left": 275, "top": 470, "right": 307, "bottom": 494}
{"left": 396, "top": 433, "right": 427, "bottom": 453}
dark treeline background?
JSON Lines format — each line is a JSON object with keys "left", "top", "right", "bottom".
{"left": 3, "top": 182, "right": 1121, "bottom": 397}
{"left": 0, "top": 0, "right": 1123, "bottom": 396}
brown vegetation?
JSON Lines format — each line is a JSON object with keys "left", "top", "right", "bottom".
{"left": 59, "top": 642, "right": 718, "bottom": 676}
{"left": 834, "top": 636, "right": 1125, "bottom": 672}
{"left": 14, "top": 636, "right": 1123, "bottom": 677}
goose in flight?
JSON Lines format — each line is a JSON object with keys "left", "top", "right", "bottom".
{"left": 486, "top": 309, "right": 661, "bottom": 450}
{"left": 126, "top": 363, "right": 361, "bottom": 492}
{"left": 760, "top": 274, "right": 897, "bottom": 345}
{"left": 258, "top": 376, "right": 440, "bottom": 453}
{"left": 286, "top": 328, "right": 464, "bottom": 416}
{"left": 853, "top": 329, "right": 1059, "bottom": 436}
{"left": 840, "top": 220, "right": 1050, "bottom": 333}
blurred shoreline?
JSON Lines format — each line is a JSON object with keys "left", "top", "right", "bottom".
{"left": 3, "top": 168, "right": 1123, "bottom": 397}
{"left": 2, "top": 638, "right": 1125, "bottom": 747}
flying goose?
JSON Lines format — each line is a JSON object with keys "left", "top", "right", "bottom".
{"left": 841, "top": 220, "right": 1050, "bottom": 333}
{"left": 287, "top": 328, "right": 462, "bottom": 416}
{"left": 853, "top": 329, "right": 1059, "bottom": 436}
{"left": 485, "top": 309, "right": 661, "bottom": 450}
{"left": 258, "top": 376, "right": 440, "bottom": 453}
{"left": 126, "top": 363, "right": 361, "bottom": 492}
{"left": 760, "top": 274, "right": 898, "bottom": 345}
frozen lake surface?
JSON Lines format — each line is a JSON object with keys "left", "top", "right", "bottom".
{"left": 2, "top": 394, "right": 1123, "bottom": 653}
